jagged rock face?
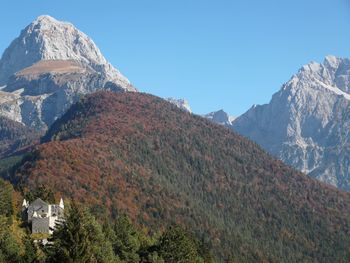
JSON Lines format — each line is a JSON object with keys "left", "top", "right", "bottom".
{"left": 166, "top": 98, "right": 192, "bottom": 113}
{"left": 0, "top": 15, "right": 134, "bottom": 89}
{"left": 205, "top": 110, "right": 235, "bottom": 127}
{"left": 0, "top": 15, "right": 136, "bottom": 130}
{"left": 232, "top": 56, "right": 350, "bottom": 191}
{"left": 2, "top": 61, "right": 126, "bottom": 130}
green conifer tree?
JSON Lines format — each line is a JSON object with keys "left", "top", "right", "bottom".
{"left": 157, "top": 225, "right": 202, "bottom": 263}
{"left": 0, "top": 222, "right": 21, "bottom": 263}
{"left": 46, "top": 201, "right": 118, "bottom": 263}
{"left": 112, "top": 215, "right": 141, "bottom": 262}
{"left": 21, "top": 234, "right": 37, "bottom": 263}
{"left": 0, "top": 179, "right": 13, "bottom": 218}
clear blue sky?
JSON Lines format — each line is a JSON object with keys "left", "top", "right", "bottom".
{"left": 1, "top": 0, "right": 350, "bottom": 116}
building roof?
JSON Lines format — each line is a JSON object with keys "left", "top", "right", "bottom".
{"left": 30, "top": 198, "right": 48, "bottom": 207}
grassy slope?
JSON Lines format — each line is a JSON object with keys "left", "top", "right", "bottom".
{"left": 10, "top": 91, "right": 350, "bottom": 262}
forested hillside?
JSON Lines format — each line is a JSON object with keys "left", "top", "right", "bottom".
{"left": 7, "top": 91, "right": 350, "bottom": 262}
{"left": 0, "top": 116, "right": 40, "bottom": 158}
{"left": 0, "top": 178, "right": 211, "bottom": 263}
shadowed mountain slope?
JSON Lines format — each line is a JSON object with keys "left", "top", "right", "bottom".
{"left": 0, "top": 116, "right": 40, "bottom": 158}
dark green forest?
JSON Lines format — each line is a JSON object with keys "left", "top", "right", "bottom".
{"left": 0, "top": 178, "right": 214, "bottom": 262}
{"left": 0, "top": 117, "right": 40, "bottom": 158}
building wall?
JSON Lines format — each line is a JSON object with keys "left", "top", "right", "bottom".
{"left": 50, "top": 205, "right": 64, "bottom": 217}
{"left": 49, "top": 216, "right": 60, "bottom": 233}
{"left": 32, "top": 217, "right": 50, "bottom": 234}
{"left": 26, "top": 199, "right": 64, "bottom": 234}
{"left": 28, "top": 204, "right": 49, "bottom": 222}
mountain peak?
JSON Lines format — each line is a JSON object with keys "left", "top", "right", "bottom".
{"left": 300, "top": 61, "right": 322, "bottom": 73}
{"left": 0, "top": 15, "right": 136, "bottom": 130}
{"left": 205, "top": 109, "right": 235, "bottom": 126}
{"left": 0, "top": 15, "right": 134, "bottom": 90}
{"left": 296, "top": 55, "right": 343, "bottom": 76}
{"left": 233, "top": 55, "right": 350, "bottom": 190}
{"left": 289, "top": 55, "right": 350, "bottom": 95}
{"left": 33, "top": 15, "right": 60, "bottom": 24}
{"left": 166, "top": 98, "right": 192, "bottom": 113}
{"left": 324, "top": 54, "right": 339, "bottom": 64}
{"left": 29, "top": 15, "right": 73, "bottom": 31}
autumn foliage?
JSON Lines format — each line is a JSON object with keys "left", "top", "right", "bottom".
{"left": 10, "top": 91, "right": 350, "bottom": 262}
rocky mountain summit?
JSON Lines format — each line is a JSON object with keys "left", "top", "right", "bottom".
{"left": 166, "top": 98, "right": 192, "bottom": 113}
{"left": 205, "top": 109, "right": 235, "bottom": 127}
{"left": 232, "top": 56, "right": 350, "bottom": 191}
{"left": 166, "top": 99, "right": 238, "bottom": 128}
{"left": 0, "top": 15, "right": 135, "bottom": 130}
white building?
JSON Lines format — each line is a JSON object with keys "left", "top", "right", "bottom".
{"left": 22, "top": 198, "right": 64, "bottom": 234}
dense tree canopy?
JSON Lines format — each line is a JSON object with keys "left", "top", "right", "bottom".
{"left": 10, "top": 92, "right": 350, "bottom": 261}
{"left": 0, "top": 179, "right": 13, "bottom": 218}
{"left": 0, "top": 180, "right": 215, "bottom": 263}
{"left": 46, "top": 202, "right": 118, "bottom": 263}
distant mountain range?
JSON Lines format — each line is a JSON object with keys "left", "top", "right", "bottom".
{"left": 198, "top": 57, "right": 350, "bottom": 191}
{"left": 0, "top": 15, "right": 348, "bottom": 192}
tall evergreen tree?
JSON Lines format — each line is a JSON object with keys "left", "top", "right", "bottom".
{"left": 21, "top": 234, "right": 37, "bottom": 263}
{"left": 157, "top": 225, "right": 202, "bottom": 263}
{"left": 0, "top": 179, "right": 13, "bottom": 218}
{"left": 112, "top": 215, "right": 141, "bottom": 262}
{"left": 84, "top": 212, "right": 119, "bottom": 263}
{"left": 46, "top": 201, "right": 118, "bottom": 263}
{"left": 0, "top": 219, "right": 21, "bottom": 263}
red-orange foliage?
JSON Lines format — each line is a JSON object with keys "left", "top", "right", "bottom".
{"left": 11, "top": 91, "right": 350, "bottom": 262}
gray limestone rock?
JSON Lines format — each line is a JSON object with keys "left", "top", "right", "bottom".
{"left": 232, "top": 56, "right": 350, "bottom": 191}
{"left": 0, "top": 15, "right": 136, "bottom": 131}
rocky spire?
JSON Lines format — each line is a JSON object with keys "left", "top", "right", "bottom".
{"left": 22, "top": 199, "right": 28, "bottom": 208}
{"left": 59, "top": 198, "right": 64, "bottom": 209}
